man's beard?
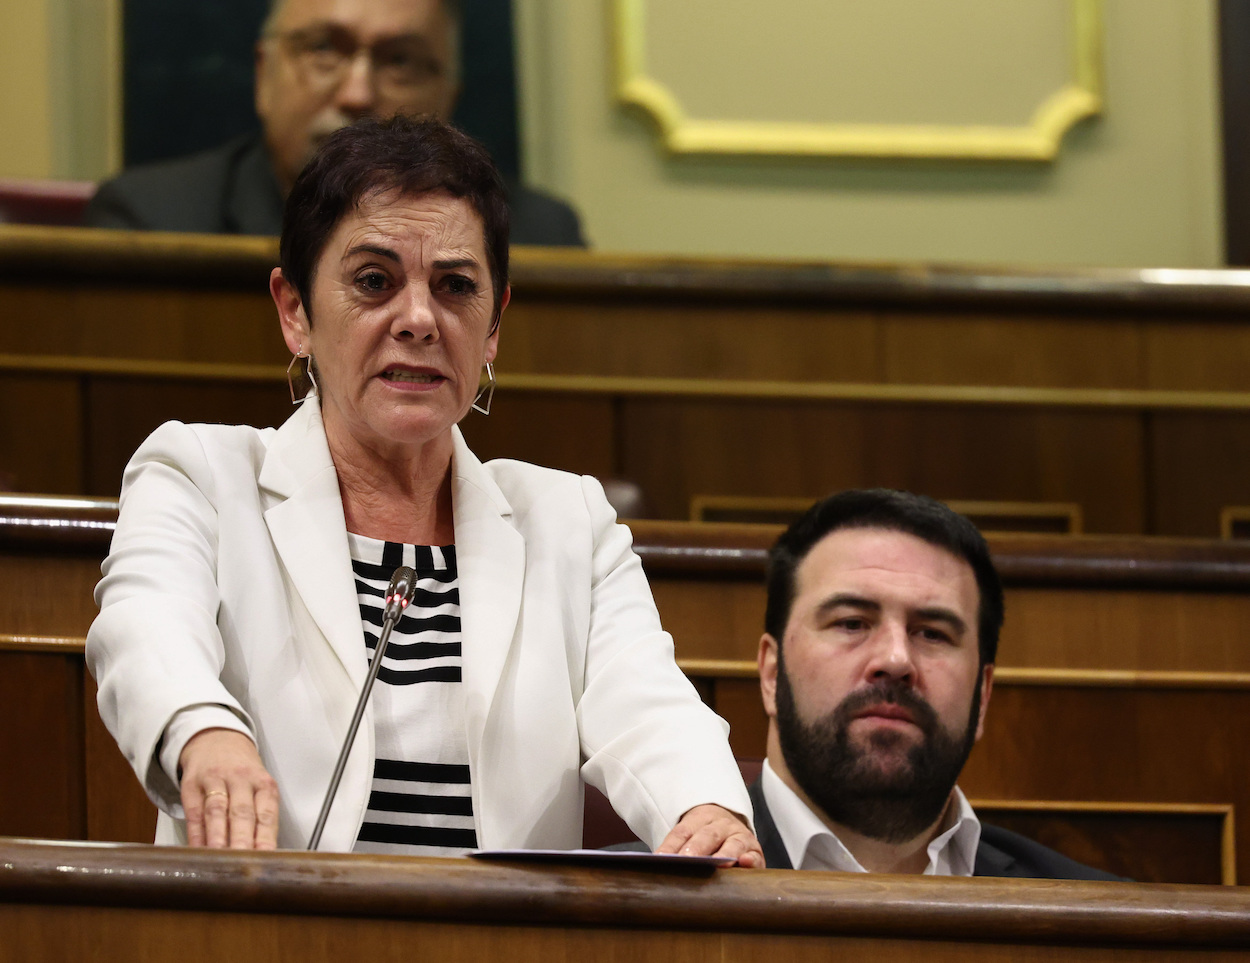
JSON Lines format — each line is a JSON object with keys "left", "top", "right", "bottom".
{"left": 775, "top": 657, "right": 980, "bottom": 845}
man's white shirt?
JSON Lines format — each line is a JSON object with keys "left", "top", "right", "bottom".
{"left": 759, "top": 759, "right": 982, "bottom": 875}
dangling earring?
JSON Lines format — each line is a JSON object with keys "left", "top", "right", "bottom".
{"left": 286, "top": 347, "right": 304, "bottom": 405}
{"left": 286, "top": 345, "right": 317, "bottom": 405}
{"left": 471, "top": 361, "right": 496, "bottom": 415}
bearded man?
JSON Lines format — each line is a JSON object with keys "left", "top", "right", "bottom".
{"left": 755, "top": 489, "right": 1118, "bottom": 878}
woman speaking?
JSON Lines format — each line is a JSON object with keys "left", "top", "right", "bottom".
{"left": 87, "top": 117, "right": 759, "bottom": 864}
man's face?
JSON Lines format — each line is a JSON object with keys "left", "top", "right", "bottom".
{"left": 759, "top": 527, "right": 993, "bottom": 843}
{"left": 255, "top": 0, "right": 459, "bottom": 192}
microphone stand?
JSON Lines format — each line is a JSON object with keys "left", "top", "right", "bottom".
{"left": 308, "top": 565, "right": 417, "bottom": 851}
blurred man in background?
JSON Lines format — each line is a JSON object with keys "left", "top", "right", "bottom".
{"left": 86, "top": 0, "right": 584, "bottom": 245}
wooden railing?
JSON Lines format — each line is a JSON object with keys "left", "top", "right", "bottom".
{"left": 2, "top": 839, "right": 1249, "bottom": 961}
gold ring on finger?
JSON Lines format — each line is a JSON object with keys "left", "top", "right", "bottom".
{"left": 205, "top": 789, "right": 228, "bottom": 800}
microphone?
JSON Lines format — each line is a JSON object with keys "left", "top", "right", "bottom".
{"left": 308, "top": 565, "right": 417, "bottom": 850}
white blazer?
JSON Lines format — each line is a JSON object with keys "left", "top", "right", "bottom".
{"left": 87, "top": 400, "right": 750, "bottom": 851}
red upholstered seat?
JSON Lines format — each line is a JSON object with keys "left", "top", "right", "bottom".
{"left": 0, "top": 179, "right": 96, "bottom": 227}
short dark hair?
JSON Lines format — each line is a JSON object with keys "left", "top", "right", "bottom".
{"left": 764, "top": 489, "right": 1004, "bottom": 667}
{"left": 279, "top": 115, "right": 510, "bottom": 327}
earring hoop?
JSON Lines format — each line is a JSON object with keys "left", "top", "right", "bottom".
{"left": 286, "top": 345, "right": 317, "bottom": 405}
{"left": 471, "top": 361, "right": 496, "bottom": 415}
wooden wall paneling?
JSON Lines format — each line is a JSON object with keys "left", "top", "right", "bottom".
{"left": 999, "top": 588, "right": 1250, "bottom": 673}
{"left": 17, "top": 233, "right": 1250, "bottom": 536}
{"left": 619, "top": 398, "right": 874, "bottom": 521}
{"left": 457, "top": 391, "right": 617, "bottom": 479}
{"left": 964, "top": 686, "right": 1246, "bottom": 806}
{"left": 620, "top": 398, "right": 1146, "bottom": 532}
{"left": 84, "top": 376, "right": 291, "bottom": 495}
{"left": 0, "top": 557, "right": 102, "bottom": 637}
{"left": 880, "top": 312, "right": 1144, "bottom": 390}
{"left": 654, "top": 579, "right": 766, "bottom": 662}
{"left": 0, "top": 641, "right": 154, "bottom": 844}
{"left": 0, "top": 373, "right": 83, "bottom": 494}
{"left": 20, "top": 910, "right": 1250, "bottom": 963}
{"left": 0, "top": 285, "right": 130, "bottom": 356}
{"left": 690, "top": 494, "right": 829, "bottom": 524}
{"left": 173, "top": 292, "right": 286, "bottom": 366}
{"left": 0, "top": 650, "right": 85, "bottom": 839}
{"left": 81, "top": 288, "right": 272, "bottom": 364}
{"left": 708, "top": 676, "right": 769, "bottom": 759}
{"left": 1149, "top": 411, "right": 1250, "bottom": 537}
{"left": 0, "top": 512, "right": 106, "bottom": 842}
{"left": 949, "top": 500, "right": 1082, "bottom": 535}
{"left": 0, "top": 283, "right": 280, "bottom": 364}
{"left": 972, "top": 803, "right": 1230, "bottom": 885}
{"left": 1222, "top": 507, "right": 1250, "bottom": 539}
{"left": 690, "top": 495, "right": 1083, "bottom": 533}
{"left": 863, "top": 406, "right": 1145, "bottom": 534}
{"left": 500, "top": 300, "right": 882, "bottom": 383}
{"left": 8, "top": 231, "right": 1250, "bottom": 388}
{"left": 0, "top": 912, "right": 1238, "bottom": 963}
{"left": 1144, "top": 318, "right": 1250, "bottom": 392}
{"left": 947, "top": 500, "right": 1082, "bottom": 534}
{"left": 960, "top": 685, "right": 1250, "bottom": 880}
{"left": 83, "top": 675, "right": 156, "bottom": 843}
{"left": 0, "top": 911, "right": 732, "bottom": 963}
{"left": 734, "top": 935, "right": 1244, "bottom": 962}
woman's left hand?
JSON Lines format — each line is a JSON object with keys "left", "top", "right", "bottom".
{"left": 656, "top": 803, "right": 765, "bottom": 867}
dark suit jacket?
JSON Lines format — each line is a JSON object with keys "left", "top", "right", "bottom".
{"left": 749, "top": 780, "right": 1123, "bottom": 880}
{"left": 85, "top": 134, "right": 587, "bottom": 247}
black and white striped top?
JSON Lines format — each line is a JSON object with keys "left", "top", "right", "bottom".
{"left": 346, "top": 533, "right": 478, "bottom": 857}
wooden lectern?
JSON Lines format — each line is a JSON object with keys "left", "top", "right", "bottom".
{"left": 1, "top": 838, "right": 1248, "bottom": 962}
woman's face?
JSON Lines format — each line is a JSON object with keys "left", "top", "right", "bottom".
{"left": 275, "top": 189, "right": 506, "bottom": 458}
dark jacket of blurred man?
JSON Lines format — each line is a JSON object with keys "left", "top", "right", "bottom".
{"left": 85, "top": 0, "right": 584, "bottom": 245}
{"left": 754, "top": 489, "right": 1121, "bottom": 879}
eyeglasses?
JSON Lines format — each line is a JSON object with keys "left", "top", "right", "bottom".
{"left": 271, "top": 25, "right": 449, "bottom": 93}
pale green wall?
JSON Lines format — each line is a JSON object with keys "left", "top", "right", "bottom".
{"left": 0, "top": 0, "right": 121, "bottom": 180}
{"left": 0, "top": 0, "right": 58, "bottom": 178}
{"left": 514, "top": 0, "right": 1225, "bottom": 268}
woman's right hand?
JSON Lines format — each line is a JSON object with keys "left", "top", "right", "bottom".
{"left": 178, "top": 728, "right": 281, "bottom": 849}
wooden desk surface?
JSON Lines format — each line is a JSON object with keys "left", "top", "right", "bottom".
{"left": 1, "top": 838, "right": 1248, "bottom": 962}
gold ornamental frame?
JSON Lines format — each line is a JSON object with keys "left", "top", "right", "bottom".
{"left": 614, "top": 0, "right": 1103, "bottom": 161}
